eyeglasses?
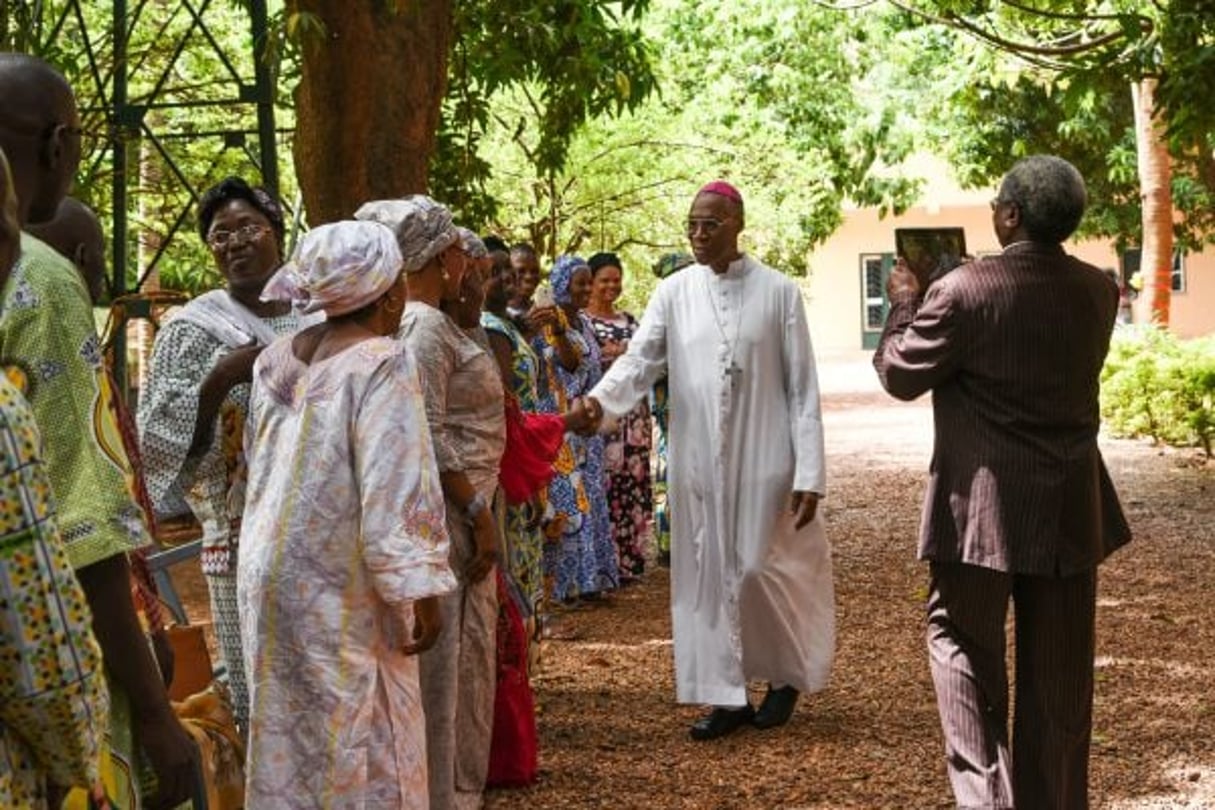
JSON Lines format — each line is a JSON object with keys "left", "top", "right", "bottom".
{"left": 686, "top": 217, "right": 726, "bottom": 236}
{"left": 206, "top": 223, "right": 268, "bottom": 250}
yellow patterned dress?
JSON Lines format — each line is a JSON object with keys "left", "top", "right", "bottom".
{"left": 0, "top": 376, "right": 109, "bottom": 809}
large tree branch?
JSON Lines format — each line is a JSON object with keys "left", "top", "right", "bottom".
{"left": 884, "top": 0, "right": 1148, "bottom": 69}
{"left": 610, "top": 236, "right": 683, "bottom": 252}
{"left": 808, "top": 0, "right": 880, "bottom": 9}
{"left": 585, "top": 139, "right": 737, "bottom": 164}
{"left": 1001, "top": 0, "right": 1152, "bottom": 29}
{"left": 944, "top": 11, "right": 1130, "bottom": 57}
{"left": 565, "top": 177, "right": 689, "bottom": 217}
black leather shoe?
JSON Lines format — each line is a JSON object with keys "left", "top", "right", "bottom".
{"left": 753, "top": 685, "right": 799, "bottom": 729}
{"left": 689, "top": 705, "right": 754, "bottom": 741}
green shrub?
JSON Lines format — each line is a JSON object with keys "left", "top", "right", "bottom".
{"left": 1101, "top": 326, "right": 1215, "bottom": 457}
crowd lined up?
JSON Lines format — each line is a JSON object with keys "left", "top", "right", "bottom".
{"left": 2, "top": 51, "right": 1134, "bottom": 810}
{"left": 1, "top": 52, "right": 686, "bottom": 810}
{"left": 133, "top": 186, "right": 676, "bottom": 806}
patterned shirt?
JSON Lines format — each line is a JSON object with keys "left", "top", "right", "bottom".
{"left": 138, "top": 303, "right": 302, "bottom": 575}
{"left": 0, "top": 376, "right": 109, "bottom": 808}
{"left": 0, "top": 233, "right": 148, "bottom": 570}
{"left": 481, "top": 311, "right": 541, "bottom": 411}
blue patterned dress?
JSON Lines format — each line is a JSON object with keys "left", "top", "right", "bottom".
{"left": 531, "top": 258, "right": 618, "bottom": 601}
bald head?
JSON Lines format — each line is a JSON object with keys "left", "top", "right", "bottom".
{"left": 1, "top": 148, "right": 20, "bottom": 288}
{"left": 0, "top": 54, "right": 81, "bottom": 226}
{"left": 27, "top": 197, "right": 107, "bottom": 303}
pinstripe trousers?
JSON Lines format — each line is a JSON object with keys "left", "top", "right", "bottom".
{"left": 927, "top": 562, "right": 1097, "bottom": 810}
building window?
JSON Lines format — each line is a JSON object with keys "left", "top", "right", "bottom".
{"left": 1121, "top": 248, "right": 1185, "bottom": 293}
{"left": 861, "top": 254, "right": 887, "bottom": 332}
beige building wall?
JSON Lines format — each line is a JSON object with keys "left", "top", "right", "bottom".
{"left": 800, "top": 175, "right": 1215, "bottom": 351}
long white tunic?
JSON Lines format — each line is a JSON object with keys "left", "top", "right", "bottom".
{"left": 237, "top": 336, "right": 456, "bottom": 809}
{"left": 590, "top": 255, "right": 835, "bottom": 706}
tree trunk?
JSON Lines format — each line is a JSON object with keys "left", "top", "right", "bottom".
{"left": 289, "top": 0, "right": 454, "bottom": 225}
{"left": 1131, "top": 78, "right": 1173, "bottom": 327}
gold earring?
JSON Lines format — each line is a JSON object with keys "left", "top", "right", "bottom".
{"left": 383, "top": 295, "right": 404, "bottom": 314}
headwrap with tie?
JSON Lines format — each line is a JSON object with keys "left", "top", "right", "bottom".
{"left": 353, "top": 195, "right": 459, "bottom": 273}
{"left": 550, "top": 254, "right": 589, "bottom": 306}
{"left": 456, "top": 227, "right": 488, "bottom": 259}
{"left": 261, "top": 220, "right": 402, "bottom": 316}
{"left": 652, "top": 252, "right": 694, "bottom": 279}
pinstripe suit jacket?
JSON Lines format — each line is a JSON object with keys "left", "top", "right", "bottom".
{"left": 874, "top": 241, "right": 1131, "bottom": 575}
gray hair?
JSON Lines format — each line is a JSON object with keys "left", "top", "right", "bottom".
{"left": 353, "top": 195, "right": 459, "bottom": 272}
{"left": 996, "top": 155, "right": 1087, "bottom": 244}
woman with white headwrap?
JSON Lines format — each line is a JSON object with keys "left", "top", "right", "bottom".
{"left": 355, "top": 198, "right": 503, "bottom": 809}
{"left": 237, "top": 219, "right": 456, "bottom": 809}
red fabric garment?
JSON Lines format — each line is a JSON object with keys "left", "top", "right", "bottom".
{"left": 486, "top": 570, "right": 538, "bottom": 788}
{"left": 499, "top": 397, "right": 565, "bottom": 504}
{"left": 106, "top": 367, "right": 166, "bottom": 632}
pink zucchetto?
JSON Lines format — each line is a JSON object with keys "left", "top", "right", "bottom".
{"left": 698, "top": 180, "right": 744, "bottom": 206}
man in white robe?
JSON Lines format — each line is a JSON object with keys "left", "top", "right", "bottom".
{"left": 583, "top": 181, "right": 835, "bottom": 740}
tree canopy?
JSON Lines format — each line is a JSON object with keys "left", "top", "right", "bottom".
{"left": 891, "top": 0, "right": 1215, "bottom": 251}
{"left": 464, "top": 0, "right": 927, "bottom": 305}
{"left": 4, "top": 0, "right": 1212, "bottom": 317}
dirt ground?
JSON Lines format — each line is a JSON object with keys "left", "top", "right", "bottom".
{"left": 170, "top": 351, "right": 1214, "bottom": 809}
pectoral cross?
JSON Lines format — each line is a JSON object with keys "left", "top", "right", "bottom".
{"left": 725, "top": 362, "right": 742, "bottom": 386}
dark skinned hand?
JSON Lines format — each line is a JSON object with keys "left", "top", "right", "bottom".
{"left": 189, "top": 343, "right": 267, "bottom": 457}
{"left": 138, "top": 707, "right": 199, "bottom": 809}
{"left": 790, "top": 491, "right": 820, "bottom": 530}
{"left": 563, "top": 396, "right": 596, "bottom": 434}
{"left": 212, "top": 343, "right": 265, "bottom": 386}
{"left": 885, "top": 256, "right": 922, "bottom": 300}
{"left": 524, "top": 305, "right": 560, "bottom": 334}
{"left": 466, "top": 510, "right": 498, "bottom": 585}
{"left": 571, "top": 396, "right": 604, "bottom": 436}
{"left": 402, "top": 596, "right": 442, "bottom": 656}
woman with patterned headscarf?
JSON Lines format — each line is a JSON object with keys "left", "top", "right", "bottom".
{"left": 532, "top": 256, "right": 618, "bottom": 618}
{"left": 138, "top": 176, "right": 319, "bottom": 730}
{"left": 356, "top": 199, "right": 504, "bottom": 809}
{"left": 238, "top": 219, "right": 455, "bottom": 808}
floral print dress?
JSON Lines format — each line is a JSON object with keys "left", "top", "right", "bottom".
{"left": 586, "top": 311, "right": 653, "bottom": 579}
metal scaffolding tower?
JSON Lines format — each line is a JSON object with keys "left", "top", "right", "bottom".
{"left": 18, "top": 0, "right": 280, "bottom": 386}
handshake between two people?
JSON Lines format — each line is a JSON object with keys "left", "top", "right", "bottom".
{"left": 563, "top": 395, "right": 605, "bottom": 436}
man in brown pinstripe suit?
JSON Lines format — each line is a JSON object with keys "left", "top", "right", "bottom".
{"left": 873, "top": 155, "right": 1132, "bottom": 809}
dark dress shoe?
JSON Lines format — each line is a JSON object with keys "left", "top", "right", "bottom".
{"left": 753, "top": 685, "right": 799, "bottom": 729}
{"left": 689, "top": 705, "right": 754, "bottom": 741}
